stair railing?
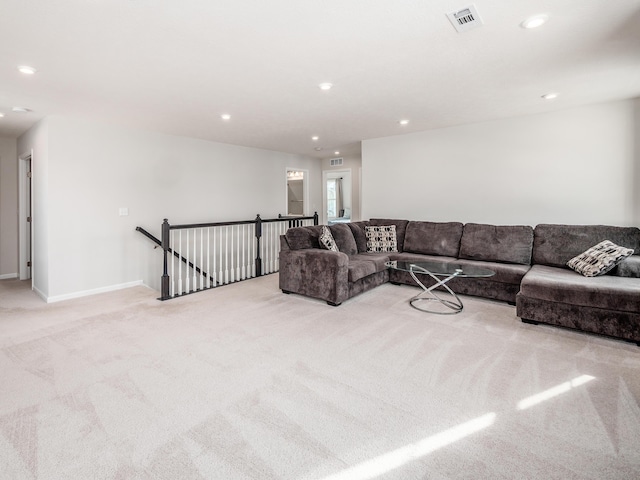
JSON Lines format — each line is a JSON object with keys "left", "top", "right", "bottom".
{"left": 139, "top": 212, "right": 318, "bottom": 300}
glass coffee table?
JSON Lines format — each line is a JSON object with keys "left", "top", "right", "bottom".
{"left": 386, "top": 260, "right": 495, "bottom": 314}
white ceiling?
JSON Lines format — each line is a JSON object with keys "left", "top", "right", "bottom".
{"left": 1, "top": 0, "right": 639, "bottom": 159}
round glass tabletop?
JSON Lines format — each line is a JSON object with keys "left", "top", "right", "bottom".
{"left": 386, "top": 260, "right": 495, "bottom": 278}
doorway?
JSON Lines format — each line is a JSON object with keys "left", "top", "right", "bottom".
{"left": 18, "top": 153, "right": 32, "bottom": 281}
{"left": 322, "top": 169, "right": 352, "bottom": 225}
{"left": 286, "top": 169, "right": 308, "bottom": 216}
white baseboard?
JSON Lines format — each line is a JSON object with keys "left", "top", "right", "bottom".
{"left": 45, "top": 280, "right": 145, "bottom": 303}
{"left": 0, "top": 273, "right": 18, "bottom": 280}
{"left": 33, "top": 285, "right": 47, "bottom": 302}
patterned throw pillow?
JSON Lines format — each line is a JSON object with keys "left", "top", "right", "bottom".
{"left": 366, "top": 225, "right": 398, "bottom": 253}
{"left": 319, "top": 225, "right": 339, "bottom": 252}
{"left": 566, "top": 240, "right": 634, "bottom": 277}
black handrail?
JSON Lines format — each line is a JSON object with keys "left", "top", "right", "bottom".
{"left": 276, "top": 212, "right": 319, "bottom": 228}
{"left": 136, "top": 226, "right": 162, "bottom": 246}
{"left": 169, "top": 212, "right": 318, "bottom": 230}
{"left": 136, "top": 226, "right": 217, "bottom": 288}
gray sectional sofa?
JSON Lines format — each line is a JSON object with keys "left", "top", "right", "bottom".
{"left": 516, "top": 224, "right": 640, "bottom": 344}
{"left": 278, "top": 219, "right": 640, "bottom": 345}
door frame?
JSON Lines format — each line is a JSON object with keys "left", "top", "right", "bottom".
{"left": 18, "top": 151, "right": 33, "bottom": 283}
{"left": 285, "top": 167, "right": 309, "bottom": 217}
{"left": 322, "top": 168, "right": 352, "bottom": 225}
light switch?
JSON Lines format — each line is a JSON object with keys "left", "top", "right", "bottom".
{"left": 119, "top": 207, "right": 129, "bottom": 216}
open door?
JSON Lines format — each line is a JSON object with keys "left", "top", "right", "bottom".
{"left": 19, "top": 153, "right": 32, "bottom": 281}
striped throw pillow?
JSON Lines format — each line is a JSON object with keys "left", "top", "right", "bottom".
{"left": 319, "top": 225, "right": 339, "bottom": 252}
{"left": 567, "top": 240, "right": 634, "bottom": 277}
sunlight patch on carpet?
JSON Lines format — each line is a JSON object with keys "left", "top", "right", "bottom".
{"left": 517, "top": 374, "right": 596, "bottom": 410}
{"left": 319, "top": 413, "right": 496, "bottom": 480}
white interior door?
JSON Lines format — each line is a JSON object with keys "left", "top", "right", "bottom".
{"left": 19, "top": 153, "right": 33, "bottom": 281}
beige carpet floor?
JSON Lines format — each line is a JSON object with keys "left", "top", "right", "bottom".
{"left": 1, "top": 275, "right": 639, "bottom": 480}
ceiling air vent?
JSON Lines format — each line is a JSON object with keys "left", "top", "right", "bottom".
{"left": 330, "top": 157, "right": 343, "bottom": 166}
{"left": 446, "top": 4, "right": 483, "bottom": 33}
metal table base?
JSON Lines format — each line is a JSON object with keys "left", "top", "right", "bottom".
{"left": 408, "top": 264, "right": 464, "bottom": 314}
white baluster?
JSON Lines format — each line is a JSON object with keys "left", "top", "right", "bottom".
{"left": 170, "top": 230, "right": 175, "bottom": 297}
{"left": 241, "top": 225, "right": 245, "bottom": 280}
{"left": 248, "top": 224, "right": 253, "bottom": 278}
{"left": 185, "top": 230, "right": 190, "bottom": 293}
{"left": 236, "top": 225, "right": 240, "bottom": 281}
{"left": 213, "top": 227, "right": 218, "bottom": 287}
{"left": 207, "top": 227, "right": 211, "bottom": 289}
{"left": 191, "top": 229, "right": 195, "bottom": 291}
{"left": 224, "top": 226, "right": 229, "bottom": 284}
{"left": 198, "top": 228, "right": 204, "bottom": 290}
{"left": 229, "top": 225, "right": 236, "bottom": 283}
{"left": 218, "top": 227, "right": 223, "bottom": 284}
{"left": 178, "top": 230, "right": 183, "bottom": 295}
{"left": 268, "top": 223, "right": 272, "bottom": 274}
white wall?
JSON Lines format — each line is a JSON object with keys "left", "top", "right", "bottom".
{"left": 362, "top": 100, "right": 638, "bottom": 226}
{"left": 0, "top": 136, "right": 18, "bottom": 278}
{"left": 634, "top": 98, "right": 640, "bottom": 223}
{"left": 18, "top": 116, "right": 321, "bottom": 300}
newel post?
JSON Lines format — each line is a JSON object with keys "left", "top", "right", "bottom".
{"left": 160, "top": 218, "right": 170, "bottom": 300}
{"left": 255, "top": 214, "right": 263, "bottom": 277}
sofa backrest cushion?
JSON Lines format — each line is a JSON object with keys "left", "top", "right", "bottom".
{"left": 459, "top": 223, "right": 534, "bottom": 265}
{"left": 347, "top": 221, "right": 371, "bottom": 253}
{"left": 284, "top": 225, "right": 323, "bottom": 250}
{"left": 369, "top": 219, "right": 409, "bottom": 252}
{"left": 533, "top": 224, "right": 640, "bottom": 268}
{"left": 404, "top": 221, "right": 464, "bottom": 257}
{"left": 329, "top": 223, "right": 358, "bottom": 255}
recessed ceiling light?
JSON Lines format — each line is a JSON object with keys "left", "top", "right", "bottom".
{"left": 0, "top": 113, "right": 4, "bottom": 118}
{"left": 521, "top": 14, "right": 548, "bottom": 29}
{"left": 311, "top": 136, "right": 319, "bottom": 141}
{"left": 12, "top": 107, "right": 31, "bottom": 113}
{"left": 334, "top": 151, "right": 340, "bottom": 155}
{"left": 318, "top": 83, "right": 333, "bottom": 91}
{"left": 18, "top": 65, "right": 37, "bottom": 75}
{"left": 221, "top": 114, "right": 231, "bottom": 120}
{"left": 541, "top": 93, "right": 558, "bottom": 100}
{"left": 399, "top": 119, "right": 410, "bottom": 125}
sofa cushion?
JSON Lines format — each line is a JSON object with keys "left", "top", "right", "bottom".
{"left": 348, "top": 253, "right": 391, "bottom": 282}
{"left": 369, "top": 219, "right": 409, "bottom": 251}
{"left": 532, "top": 224, "right": 640, "bottom": 268}
{"left": 519, "top": 264, "right": 640, "bottom": 313}
{"left": 284, "top": 225, "right": 323, "bottom": 250}
{"left": 404, "top": 221, "right": 463, "bottom": 257}
{"left": 319, "top": 226, "right": 339, "bottom": 252}
{"left": 567, "top": 240, "right": 634, "bottom": 277}
{"left": 329, "top": 223, "right": 358, "bottom": 255}
{"left": 452, "top": 259, "right": 531, "bottom": 285}
{"left": 614, "top": 256, "right": 640, "bottom": 278}
{"left": 347, "top": 221, "right": 370, "bottom": 253}
{"left": 388, "top": 252, "right": 458, "bottom": 264}
{"left": 459, "top": 223, "right": 533, "bottom": 265}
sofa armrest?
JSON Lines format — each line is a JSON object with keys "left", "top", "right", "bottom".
{"left": 279, "top": 248, "right": 350, "bottom": 305}
{"left": 614, "top": 256, "right": 640, "bottom": 278}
